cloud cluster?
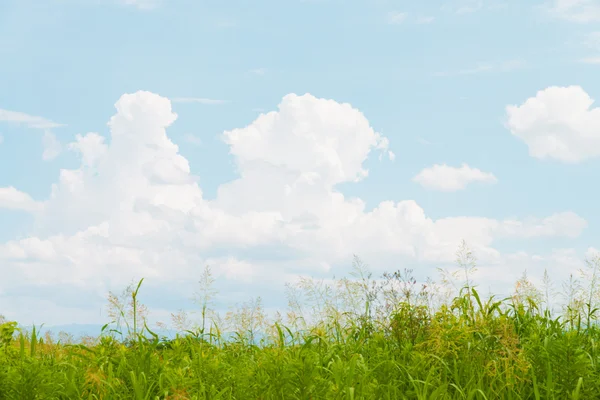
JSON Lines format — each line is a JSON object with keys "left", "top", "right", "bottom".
{"left": 0, "top": 90, "right": 589, "bottom": 325}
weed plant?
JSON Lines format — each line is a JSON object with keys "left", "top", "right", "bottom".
{"left": 2, "top": 243, "right": 600, "bottom": 399}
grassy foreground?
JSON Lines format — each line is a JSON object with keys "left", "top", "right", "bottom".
{"left": 2, "top": 247, "right": 600, "bottom": 399}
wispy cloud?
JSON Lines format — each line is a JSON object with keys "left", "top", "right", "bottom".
{"left": 119, "top": 0, "right": 161, "bottom": 10}
{"left": 249, "top": 68, "right": 267, "bottom": 75}
{"left": 443, "top": 0, "right": 507, "bottom": 14}
{"left": 183, "top": 133, "right": 203, "bottom": 146}
{"left": 578, "top": 31, "right": 600, "bottom": 63}
{"left": 545, "top": 0, "right": 600, "bottom": 23}
{"left": 434, "top": 60, "right": 527, "bottom": 76}
{"left": 579, "top": 56, "right": 600, "bottom": 64}
{"left": 0, "top": 109, "right": 64, "bottom": 129}
{"left": 455, "top": 0, "right": 484, "bottom": 14}
{"left": 387, "top": 11, "right": 407, "bottom": 24}
{"left": 416, "top": 16, "right": 436, "bottom": 24}
{"left": 171, "top": 97, "right": 228, "bottom": 105}
{"left": 387, "top": 12, "right": 435, "bottom": 25}
{"left": 0, "top": 108, "right": 64, "bottom": 161}
{"left": 416, "top": 137, "right": 441, "bottom": 146}
{"left": 42, "top": 131, "right": 61, "bottom": 161}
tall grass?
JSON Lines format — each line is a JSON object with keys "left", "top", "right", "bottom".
{"left": 2, "top": 244, "right": 600, "bottom": 399}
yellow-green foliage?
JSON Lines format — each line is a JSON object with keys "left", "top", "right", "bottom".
{"left": 2, "top": 250, "right": 600, "bottom": 399}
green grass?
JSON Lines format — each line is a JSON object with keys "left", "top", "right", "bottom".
{"left": 2, "top": 245, "right": 600, "bottom": 399}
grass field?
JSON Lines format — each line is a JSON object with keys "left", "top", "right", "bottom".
{"left": 2, "top": 245, "right": 600, "bottom": 399}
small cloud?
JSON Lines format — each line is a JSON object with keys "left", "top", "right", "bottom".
{"left": 183, "top": 133, "right": 202, "bottom": 146}
{"left": 0, "top": 108, "right": 64, "bottom": 129}
{"left": 118, "top": 0, "right": 161, "bottom": 10}
{"left": 584, "top": 31, "right": 600, "bottom": 49}
{"left": 249, "top": 68, "right": 267, "bottom": 75}
{"left": 416, "top": 137, "right": 441, "bottom": 146}
{"left": 544, "top": 0, "right": 600, "bottom": 23}
{"left": 42, "top": 131, "right": 61, "bottom": 161}
{"left": 413, "top": 163, "right": 497, "bottom": 191}
{"left": 416, "top": 16, "right": 436, "bottom": 24}
{"left": 171, "top": 97, "right": 228, "bottom": 105}
{"left": 579, "top": 57, "right": 600, "bottom": 64}
{"left": 434, "top": 59, "right": 526, "bottom": 76}
{"left": 0, "top": 134, "right": 3, "bottom": 145}
{"left": 444, "top": 0, "right": 507, "bottom": 14}
{"left": 387, "top": 11, "right": 407, "bottom": 24}
{"left": 215, "top": 19, "right": 237, "bottom": 28}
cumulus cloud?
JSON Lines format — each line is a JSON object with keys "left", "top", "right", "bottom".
{"left": 0, "top": 187, "right": 43, "bottom": 212}
{"left": 506, "top": 85, "right": 600, "bottom": 162}
{"left": 0, "top": 90, "right": 587, "bottom": 325}
{"left": 413, "top": 163, "right": 497, "bottom": 191}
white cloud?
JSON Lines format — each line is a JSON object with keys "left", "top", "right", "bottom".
{"left": 579, "top": 57, "right": 600, "bottom": 64}
{"left": 413, "top": 163, "right": 497, "bottom": 191}
{"left": 499, "top": 212, "right": 588, "bottom": 239}
{"left": 434, "top": 60, "right": 526, "bottom": 76}
{"left": 443, "top": 0, "right": 507, "bottom": 14}
{"left": 0, "top": 187, "right": 43, "bottom": 212}
{"left": 119, "top": 0, "right": 161, "bottom": 10}
{"left": 584, "top": 31, "right": 600, "bottom": 49}
{"left": 416, "top": 16, "right": 436, "bottom": 24}
{"left": 250, "top": 68, "right": 267, "bottom": 75}
{"left": 545, "top": 0, "right": 600, "bottom": 22}
{"left": 387, "top": 11, "right": 407, "bottom": 24}
{"left": 183, "top": 133, "right": 202, "bottom": 146}
{"left": 0, "top": 134, "right": 3, "bottom": 145}
{"left": 0, "top": 90, "right": 587, "bottom": 325}
{"left": 42, "top": 131, "right": 62, "bottom": 161}
{"left": 506, "top": 85, "right": 600, "bottom": 162}
{"left": 171, "top": 97, "right": 228, "bottom": 105}
{"left": 454, "top": 0, "right": 484, "bottom": 14}
{"left": 0, "top": 108, "right": 64, "bottom": 160}
{"left": 0, "top": 108, "right": 64, "bottom": 129}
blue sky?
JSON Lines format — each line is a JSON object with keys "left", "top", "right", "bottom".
{"left": 1, "top": 0, "right": 600, "bottom": 330}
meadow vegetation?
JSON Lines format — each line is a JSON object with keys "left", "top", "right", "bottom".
{"left": 2, "top": 242, "right": 600, "bottom": 399}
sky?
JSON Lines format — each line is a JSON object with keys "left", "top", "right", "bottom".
{"left": 2, "top": 0, "right": 600, "bottom": 330}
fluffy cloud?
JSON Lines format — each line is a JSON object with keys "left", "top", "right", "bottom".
{"left": 0, "top": 187, "right": 42, "bottom": 212}
{"left": 506, "top": 85, "right": 600, "bottom": 162}
{"left": 412, "top": 163, "right": 497, "bottom": 191}
{"left": 0, "top": 90, "right": 588, "bottom": 325}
